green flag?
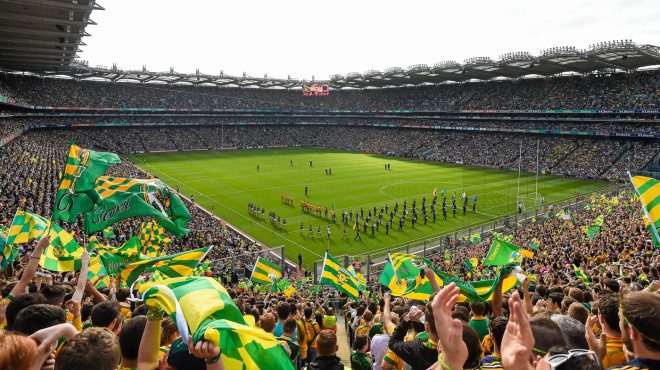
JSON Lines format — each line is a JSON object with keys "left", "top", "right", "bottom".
{"left": 433, "top": 265, "right": 518, "bottom": 302}
{"left": 83, "top": 176, "right": 191, "bottom": 237}
{"left": 573, "top": 264, "right": 591, "bottom": 285}
{"left": 469, "top": 234, "right": 482, "bottom": 244}
{"left": 582, "top": 225, "right": 601, "bottom": 240}
{"left": 483, "top": 237, "right": 534, "bottom": 266}
{"left": 53, "top": 142, "right": 121, "bottom": 223}
{"left": 529, "top": 239, "right": 541, "bottom": 250}
{"left": 444, "top": 249, "right": 451, "bottom": 264}
{"left": 319, "top": 252, "right": 361, "bottom": 299}
{"left": 0, "top": 233, "right": 16, "bottom": 270}
{"left": 102, "top": 227, "right": 116, "bottom": 239}
{"left": 250, "top": 257, "right": 282, "bottom": 285}
{"left": 121, "top": 246, "right": 210, "bottom": 286}
{"left": 99, "top": 236, "right": 144, "bottom": 274}
{"left": 139, "top": 276, "right": 293, "bottom": 370}
{"left": 592, "top": 215, "right": 605, "bottom": 227}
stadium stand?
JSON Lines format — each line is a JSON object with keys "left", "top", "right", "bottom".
{"left": 0, "top": 10, "right": 659, "bottom": 368}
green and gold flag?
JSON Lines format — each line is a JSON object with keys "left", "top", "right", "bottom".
{"left": 6, "top": 210, "right": 50, "bottom": 246}
{"left": 250, "top": 256, "right": 282, "bottom": 285}
{"left": 138, "top": 221, "right": 171, "bottom": 257}
{"left": 6, "top": 210, "right": 84, "bottom": 272}
{"left": 121, "top": 246, "right": 210, "bottom": 286}
{"left": 319, "top": 252, "right": 361, "bottom": 299}
{"left": 88, "top": 256, "right": 110, "bottom": 288}
{"left": 102, "top": 227, "right": 116, "bottom": 239}
{"left": 582, "top": 225, "right": 601, "bottom": 240}
{"left": 99, "top": 236, "right": 144, "bottom": 275}
{"left": 139, "top": 276, "right": 293, "bottom": 370}
{"left": 469, "top": 234, "right": 482, "bottom": 244}
{"left": 0, "top": 233, "right": 16, "bottom": 270}
{"left": 630, "top": 175, "right": 660, "bottom": 248}
{"left": 379, "top": 253, "right": 440, "bottom": 301}
{"left": 573, "top": 264, "right": 591, "bottom": 285}
{"left": 483, "top": 237, "right": 534, "bottom": 266}
{"left": 347, "top": 265, "right": 366, "bottom": 290}
{"left": 83, "top": 176, "right": 191, "bottom": 237}
{"left": 53, "top": 142, "right": 121, "bottom": 223}
{"left": 39, "top": 223, "right": 84, "bottom": 272}
{"left": 444, "top": 249, "right": 451, "bottom": 265}
{"left": 433, "top": 265, "right": 518, "bottom": 302}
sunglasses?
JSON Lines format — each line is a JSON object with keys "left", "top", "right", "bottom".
{"left": 547, "top": 349, "right": 600, "bottom": 369}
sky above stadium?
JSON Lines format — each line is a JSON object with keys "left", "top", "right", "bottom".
{"left": 83, "top": 0, "right": 660, "bottom": 81}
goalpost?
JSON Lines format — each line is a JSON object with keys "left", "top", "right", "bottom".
{"left": 516, "top": 138, "right": 543, "bottom": 213}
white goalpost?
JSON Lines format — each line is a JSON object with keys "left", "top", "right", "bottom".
{"left": 516, "top": 138, "right": 543, "bottom": 213}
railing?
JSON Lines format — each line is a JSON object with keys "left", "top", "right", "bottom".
{"left": 311, "top": 184, "right": 626, "bottom": 284}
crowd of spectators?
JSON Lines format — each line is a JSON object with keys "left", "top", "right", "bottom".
{"left": 3, "top": 123, "right": 652, "bottom": 182}
{"left": 0, "top": 69, "right": 658, "bottom": 111}
{"left": 0, "top": 185, "right": 658, "bottom": 370}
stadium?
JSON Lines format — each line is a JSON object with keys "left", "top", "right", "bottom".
{"left": 0, "top": 1, "right": 659, "bottom": 370}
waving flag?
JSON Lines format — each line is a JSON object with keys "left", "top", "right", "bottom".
{"left": 483, "top": 237, "right": 534, "bottom": 266}
{"left": 5, "top": 211, "right": 84, "bottom": 272}
{"left": 6, "top": 210, "right": 50, "bottom": 246}
{"left": 138, "top": 221, "right": 171, "bottom": 257}
{"left": 53, "top": 142, "right": 121, "bottom": 223}
{"left": 121, "top": 247, "right": 210, "bottom": 286}
{"left": 39, "top": 224, "right": 84, "bottom": 272}
{"left": 629, "top": 174, "right": 660, "bottom": 247}
{"left": 250, "top": 256, "right": 282, "bottom": 285}
{"left": 84, "top": 176, "right": 191, "bottom": 237}
{"left": 347, "top": 265, "right": 367, "bottom": 290}
{"left": 139, "top": 277, "right": 293, "bottom": 370}
{"left": 573, "top": 265, "right": 591, "bottom": 285}
{"left": 99, "top": 236, "right": 144, "bottom": 274}
{"left": 0, "top": 233, "right": 16, "bottom": 270}
{"left": 319, "top": 252, "right": 361, "bottom": 299}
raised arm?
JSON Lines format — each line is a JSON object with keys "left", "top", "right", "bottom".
{"left": 10, "top": 236, "right": 50, "bottom": 297}
{"left": 137, "top": 308, "right": 163, "bottom": 370}
{"left": 492, "top": 277, "right": 503, "bottom": 317}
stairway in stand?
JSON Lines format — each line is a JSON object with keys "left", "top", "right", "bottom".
{"left": 335, "top": 315, "right": 352, "bottom": 367}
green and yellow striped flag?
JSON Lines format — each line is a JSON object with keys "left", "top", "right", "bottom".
{"left": 139, "top": 276, "right": 293, "bottom": 370}
{"left": 53, "top": 142, "right": 121, "bottom": 223}
{"left": 630, "top": 175, "right": 660, "bottom": 248}
{"left": 121, "top": 246, "right": 210, "bottom": 286}
{"left": 573, "top": 264, "right": 591, "bottom": 285}
{"left": 250, "top": 256, "right": 282, "bottom": 285}
{"left": 138, "top": 221, "right": 171, "bottom": 257}
{"left": 383, "top": 253, "right": 443, "bottom": 301}
{"left": 319, "top": 252, "right": 361, "bottom": 299}
{"left": 347, "top": 265, "right": 367, "bottom": 290}
{"left": 83, "top": 176, "right": 191, "bottom": 238}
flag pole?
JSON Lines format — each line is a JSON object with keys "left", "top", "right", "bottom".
{"left": 628, "top": 171, "right": 660, "bottom": 244}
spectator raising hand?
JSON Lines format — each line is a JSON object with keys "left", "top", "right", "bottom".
{"left": 501, "top": 291, "right": 535, "bottom": 370}
{"left": 431, "top": 283, "right": 467, "bottom": 370}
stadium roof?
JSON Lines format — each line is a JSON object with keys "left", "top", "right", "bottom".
{"left": 0, "top": 0, "right": 101, "bottom": 71}
{"left": 51, "top": 40, "right": 660, "bottom": 88}
{"left": 1, "top": 6, "right": 659, "bottom": 90}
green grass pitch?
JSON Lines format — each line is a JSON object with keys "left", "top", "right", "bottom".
{"left": 130, "top": 147, "right": 612, "bottom": 267}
